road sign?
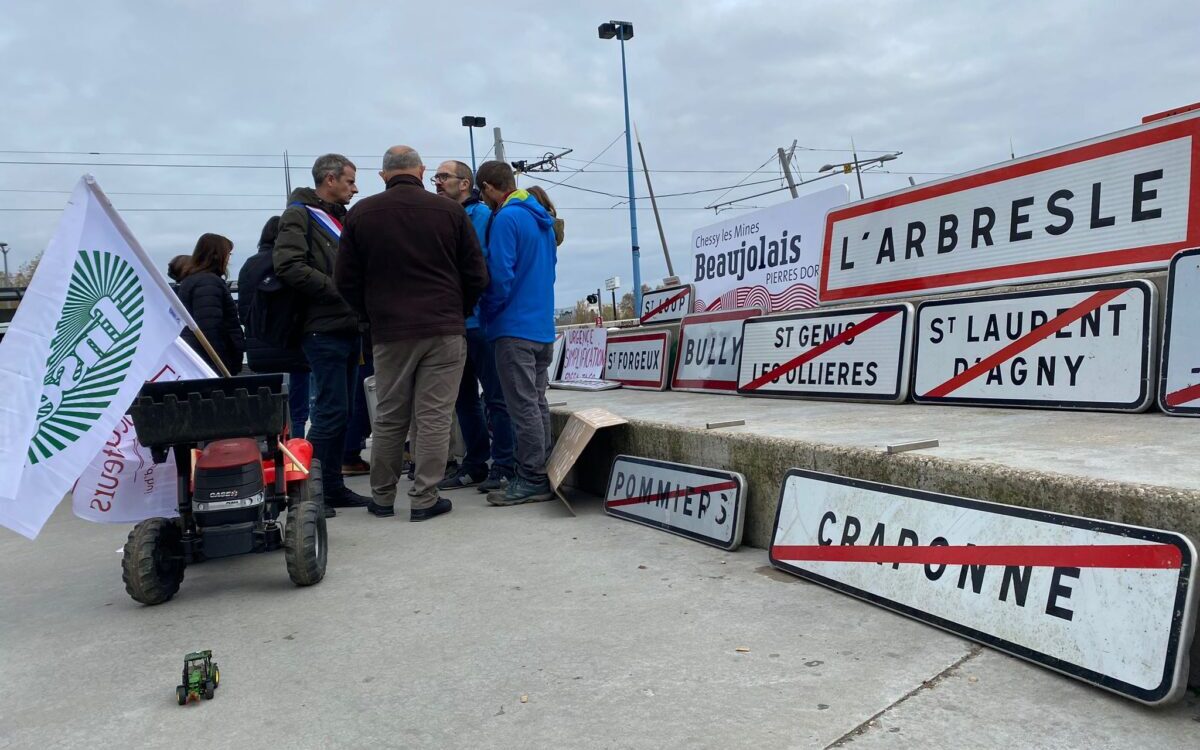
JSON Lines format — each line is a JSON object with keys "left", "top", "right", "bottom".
{"left": 912, "top": 280, "right": 1156, "bottom": 411}
{"left": 820, "top": 110, "right": 1200, "bottom": 303}
{"left": 605, "top": 455, "right": 746, "bottom": 550}
{"left": 604, "top": 329, "right": 672, "bottom": 391}
{"left": 639, "top": 283, "right": 694, "bottom": 325}
{"left": 769, "top": 469, "right": 1197, "bottom": 705}
{"left": 671, "top": 307, "right": 762, "bottom": 394}
{"left": 549, "top": 378, "right": 620, "bottom": 392}
{"left": 559, "top": 327, "right": 607, "bottom": 381}
{"left": 737, "top": 303, "right": 914, "bottom": 403}
{"left": 605, "top": 276, "right": 621, "bottom": 291}
{"left": 1159, "top": 247, "right": 1200, "bottom": 415}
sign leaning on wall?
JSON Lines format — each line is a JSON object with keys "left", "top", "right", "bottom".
{"left": 769, "top": 469, "right": 1197, "bottom": 705}
{"left": 1159, "top": 247, "right": 1200, "bottom": 416}
{"left": 820, "top": 109, "right": 1200, "bottom": 304}
{"left": 671, "top": 307, "right": 762, "bottom": 394}
{"left": 604, "top": 329, "right": 673, "bottom": 391}
{"left": 639, "top": 283, "right": 694, "bottom": 325}
{"left": 557, "top": 327, "right": 608, "bottom": 382}
{"left": 691, "top": 185, "right": 849, "bottom": 313}
{"left": 737, "top": 303, "right": 915, "bottom": 403}
{"left": 911, "top": 280, "right": 1156, "bottom": 412}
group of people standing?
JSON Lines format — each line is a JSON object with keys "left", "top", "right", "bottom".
{"left": 168, "top": 149, "right": 562, "bottom": 523}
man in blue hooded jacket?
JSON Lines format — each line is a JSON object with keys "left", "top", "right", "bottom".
{"left": 475, "top": 161, "right": 558, "bottom": 505}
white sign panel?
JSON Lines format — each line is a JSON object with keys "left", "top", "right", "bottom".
{"left": 605, "top": 276, "right": 621, "bottom": 291}
{"left": 548, "top": 378, "right": 621, "bottom": 392}
{"left": 912, "top": 280, "right": 1156, "bottom": 412}
{"left": 737, "top": 304, "right": 914, "bottom": 403}
{"left": 671, "top": 307, "right": 761, "bottom": 394}
{"left": 604, "top": 330, "right": 672, "bottom": 391}
{"left": 559, "top": 327, "right": 607, "bottom": 381}
{"left": 770, "top": 470, "right": 1197, "bottom": 705}
{"left": 605, "top": 455, "right": 747, "bottom": 550}
{"left": 1159, "top": 247, "right": 1200, "bottom": 416}
{"left": 821, "top": 111, "right": 1200, "bottom": 303}
{"left": 692, "top": 185, "right": 849, "bottom": 312}
{"left": 639, "top": 284, "right": 693, "bottom": 325}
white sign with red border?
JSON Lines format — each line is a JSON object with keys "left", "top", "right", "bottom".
{"left": 912, "top": 280, "right": 1156, "bottom": 412}
{"left": 737, "top": 304, "right": 914, "bottom": 403}
{"left": 770, "top": 469, "right": 1197, "bottom": 705}
{"left": 604, "top": 329, "right": 672, "bottom": 391}
{"left": 1159, "top": 247, "right": 1200, "bottom": 415}
{"left": 639, "top": 284, "right": 694, "bottom": 325}
{"left": 820, "top": 110, "right": 1200, "bottom": 304}
{"left": 558, "top": 327, "right": 608, "bottom": 381}
{"left": 605, "top": 455, "right": 746, "bottom": 550}
{"left": 671, "top": 307, "right": 762, "bottom": 394}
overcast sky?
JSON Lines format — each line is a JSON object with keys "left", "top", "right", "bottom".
{"left": 2, "top": 1, "right": 1197, "bottom": 307}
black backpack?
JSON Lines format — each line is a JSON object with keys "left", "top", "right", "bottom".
{"left": 245, "top": 205, "right": 313, "bottom": 350}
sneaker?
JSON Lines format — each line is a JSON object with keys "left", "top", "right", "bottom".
{"left": 486, "top": 477, "right": 553, "bottom": 506}
{"left": 410, "top": 497, "right": 452, "bottom": 522}
{"left": 477, "top": 469, "right": 512, "bottom": 494}
{"left": 438, "top": 467, "right": 488, "bottom": 490}
{"left": 404, "top": 460, "right": 415, "bottom": 481}
{"left": 342, "top": 457, "right": 370, "bottom": 476}
{"left": 366, "top": 500, "right": 395, "bottom": 518}
{"left": 324, "top": 504, "right": 337, "bottom": 518}
{"left": 326, "top": 489, "right": 370, "bottom": 508}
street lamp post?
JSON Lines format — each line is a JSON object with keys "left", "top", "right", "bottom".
{"left": 461, "top": 116, "right": 487, "bottom": 172}
{"left": 0, "top": 242, "right": 9, "bottom": 285}
{"left": 819, "top": 152, "right": 902, "bottom": 200}
{"left": 598, "top": 20, "right": 642, "bottom": 315}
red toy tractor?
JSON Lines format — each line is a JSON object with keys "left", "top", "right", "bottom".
{"left": 121, "top": 374, "right": 327, "bottom": 605}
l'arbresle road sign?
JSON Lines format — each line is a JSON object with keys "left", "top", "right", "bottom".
{"left": 912, "top": 280, "right": 1156, "bottom": 411}
{"left": 769, "top": 470, "right": 1197, "bottom": 705}
{"left": 820, "top": 109, "right": 1200, "bottom": 303}
{"left": 1159, "top": 247, "right": 1200, "bottom": 415}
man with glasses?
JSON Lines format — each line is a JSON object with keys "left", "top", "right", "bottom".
{"left": 432, "top": 161, "right": 515, "bottom": 494}
{"left": 335, "top": 146, "right": 488, "bottom": 522}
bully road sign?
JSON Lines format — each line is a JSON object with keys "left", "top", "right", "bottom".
{"left": 671, "top": 307, "right": 761, "bottom": 394}
{"left": 769, "top": 469, "right": 1197, "bottom": 705}
{"left": 639, "top": 283, "right": 694, "bottom": 325}
{"left": 912, "top": 280, "right": 1156, "bottom": 411}
{"left": 604, "top": 329, "right": 672, "bottom": 391}
{"left": 820, "top": 109, "right": 1200, "bottom": 303}
{"left": 1159, "top": 247, "right": 1200, "bottom": 415}
{"left": 605, "top": 455, "right": 746, "bottom": 550}
{"left": 737, "top": 303, "right": 914, "bottom": 403}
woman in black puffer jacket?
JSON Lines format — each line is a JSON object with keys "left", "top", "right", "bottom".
{"left": 177, "top": 233, "right": 245, "bottom": 374}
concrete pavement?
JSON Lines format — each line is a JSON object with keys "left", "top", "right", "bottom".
{"left": 1, "top": 473, "right": 1197, "bottom": 749}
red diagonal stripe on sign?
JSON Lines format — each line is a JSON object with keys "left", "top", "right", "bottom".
{"left": 771, "top": 543, "right": 1182, "bottom": 569}
{"left": 607, "top": 480, "right": 738, "bottom": 508}
{"left": 1164, "top": 382, "right": 1200, "bottom": 407}
{"left": 922, "top": 288, "right": 1126, "bottom": 399}
{"left": 641, "top": 288, "right": 689, "bottom": 323}
{"left": 742, "top": 309, "right": 900, "bottom": 391}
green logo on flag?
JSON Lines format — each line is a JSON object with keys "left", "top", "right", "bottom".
{"left": 29, "top": 250, "right": 144, "bottom": 464}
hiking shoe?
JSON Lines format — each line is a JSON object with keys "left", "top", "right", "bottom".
{"left": 324, "top": 504, "right": 337, "bottom": 518}
{"left": 486, "top": 477, "right": 553, "bottom": 506}
{"left": 404, "top": 460, "right": 415, "bottom": 481}
{"left": 326, "top": 489, "right": 370, "bottom": 508}
{"left": 410, "top": 497, "right": 453, "bottom": 522}
{"left": 477, "top": 471, "right": 511, "bottom": 494}
{"left": 367, "top": 500, "right": 395, "bottom": 518}
{"left": 342, "top": 458, "right": 370, "bottom": 476}
{"left": 438, "top": 467, "right": 488, "bottom": 490}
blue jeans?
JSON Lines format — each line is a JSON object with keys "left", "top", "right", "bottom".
{"left": 301, "top": 332, "right": 359, "bottom": 496}
{"left": 455, "top": 327, "right": 514, "bottom": 476}
{"left": 287, "top": 368, "right": 310, "bottom": 439}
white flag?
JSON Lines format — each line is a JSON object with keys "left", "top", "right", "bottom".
{"left": 72, "top": 338, "right": 215, "bottom": 525}
{"left": 0, "top": 176, "right": 198, "bottom": 539}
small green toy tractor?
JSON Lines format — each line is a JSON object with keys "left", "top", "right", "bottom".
{"left": 176, "top": 650, "right": 220, "bottom": 705}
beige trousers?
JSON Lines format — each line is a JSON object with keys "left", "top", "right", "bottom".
{"left": 371, "top": 335, "right": 466, "bottom": 509}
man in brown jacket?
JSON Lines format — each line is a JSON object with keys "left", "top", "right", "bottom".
{"left": 335, "top": 146, "right": 489, "bottom": 522}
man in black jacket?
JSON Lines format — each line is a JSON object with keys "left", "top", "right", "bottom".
{"left": 274, "top": 153, "right": 369, "bottom": 514}
{"left": 336, "top": 146, "right": 489, "bottom": 522}
{"left": 237, "top": 215, "right": 310, "bottom": 438}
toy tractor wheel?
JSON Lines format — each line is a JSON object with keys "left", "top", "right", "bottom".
{"left": 176, "top": 686, "right": 187, "bottom": 705}
{"left": 212, "top": 665, "right": 220, "bottom": 688}
{"left": 284, "top": 479, "right": 327, "bottom": 586}
{"left": 122, "top": 517, "right": 185, "bottom": 605}
{"left": 204, "top": 682, "right": 215, "bottom": 700}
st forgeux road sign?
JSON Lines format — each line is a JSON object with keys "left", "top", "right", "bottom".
{"left": 769, "top": 470, "right": 1197, "bottom": 705}
{"left": 604, "top": 329, "right": 672, "bottom": 391}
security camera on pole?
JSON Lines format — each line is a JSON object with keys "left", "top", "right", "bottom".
{"left": 598, "top": 20, "right": 642, "bottom": 315}
{"left": 461, "top": 116, "right": 487, "bottom": 172}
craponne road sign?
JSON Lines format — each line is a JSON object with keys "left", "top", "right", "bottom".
{"left": 605, "top": 455, "right": 746, "bottom": 550}
{"left": 770, "top": 470, "right": 1197, "bottom": 705}
{"left": 912, "top": 280, "right": 1156, "bottom": 411}
{"left": 1159, "top": 247, "right": 1200, "bottom": 415}
{"left": 671, "top": 307, "right": 761, "bottom": 394}
{"left": 737, "top": 303, "right": 914, "bottom": 403}
{"left": 821, "top": 110, "right": 1200, "bottom": 303}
